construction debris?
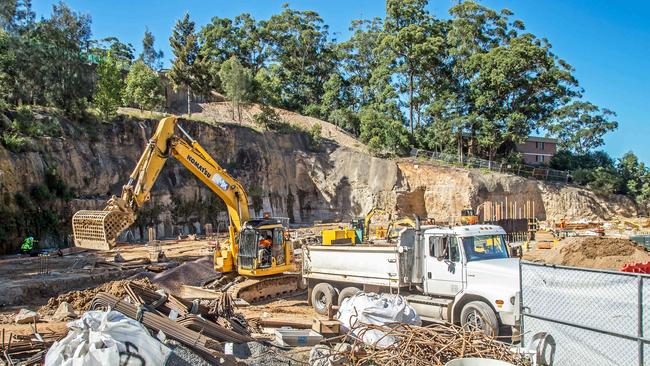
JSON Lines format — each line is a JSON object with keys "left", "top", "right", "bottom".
{"left": 14, "top": 309, "right": 39, "bottom": 324}
{"left": 329, "top": 322, "right": 528, "bottom": 366}
{"left": 39, "top": 278, "right": 157, "bottom": 316}
{"left": 91, "top": 292, "right": 239, "bottom": 365}
{"left": 1, "top": 328, "right": 65, "bottom": 365}
{"left": 274, "top": 328, "right": 323, "bottom": 347}
{"left": 337, "top": 292, "right": 421, "bottom": 347}
{"left": 44, "top": 310, "right": 171, "bottom": 366}
{"left": 620, "top": 261, "right": 650, "bottom": 274}
{"left": 51, "top": 302, "right": 76, "bottom": 321}
{"left": 144, "top": 256, "right": 219, "bottom": 294}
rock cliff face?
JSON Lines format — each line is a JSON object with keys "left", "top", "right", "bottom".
{"left": 0, "top": 113, "right": 637, "bottom": 253}
{"left": 395, "top": 162, "right": 636, "bottom": 222}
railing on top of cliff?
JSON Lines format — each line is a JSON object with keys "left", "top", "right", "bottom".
{"left": 410, "top": 148, "right": 571, "bottom": 183}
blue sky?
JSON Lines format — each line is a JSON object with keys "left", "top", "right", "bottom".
{"left": 31, "top": 1, "right": 650, "bottom": 162}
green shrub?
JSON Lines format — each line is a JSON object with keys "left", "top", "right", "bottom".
{"left": 1, "top": 132, "right": 28, "bottom": 152}
{"left": 247, "top": 186, "right": 265, "bottom": 213}
{"left": 308, "top": 123, "right": 322, "bottom": 148}
{"left": 9, "top": 106, "right": 62, "bottom": 138}
{"left": 254, "top": 105, "right": 283, "bottom": 130}
{"left": 44, "top": 169, "right": 74, "bottom": 200}
{"left": 302, "top": 104, "right": 322, "bottom": 118}
{"left": 30, "top": 184, "right": 53, "bottom": 201}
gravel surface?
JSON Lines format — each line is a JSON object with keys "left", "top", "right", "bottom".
{"left": 235, "top": 341, "right": 311, "bottom": 365}
{"left": 165, "top": 340, "right": 213, "bottom": 366}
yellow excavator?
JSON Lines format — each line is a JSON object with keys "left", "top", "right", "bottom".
{"left": 72, "top": 116, "right": 299, "bottom": 301}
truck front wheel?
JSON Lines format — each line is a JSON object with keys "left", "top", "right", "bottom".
{"left": 460, "top": 301, "right": 499, "bottom": 337}
{"left": 311, "top": 283, "right": 337, "bottom": 315}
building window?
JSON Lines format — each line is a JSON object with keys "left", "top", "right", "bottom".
{"left": 535, "top": 155, "right": 545, "bottom": 163}
{"left": 535, "top": 141, "right": 545, "bottom": 150}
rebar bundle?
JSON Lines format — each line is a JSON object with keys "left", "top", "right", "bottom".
{"left": 341, "top": 322, "right": 529, "bottom": 366}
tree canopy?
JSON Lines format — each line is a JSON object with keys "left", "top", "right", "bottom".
{"left": 140, "top": 28, "right": 164, "bottom": 70}
{"left": 218, "top": 56, "right": 252, "bottom": 122}
{"left": 124, "top": 60, "right": 165, "bottom": 112}
{"left": 93, "top": 53, "right": 123, "bottom": 119}
{"left": 0, "top": 0, "right": 624, "bottom": 164}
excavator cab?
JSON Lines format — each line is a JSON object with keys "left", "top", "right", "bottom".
{"left": 460, "top": 208, "right": 479, "bottom": 225}
{"left": 236, "top": 219, "right": 294, "bottom": 276}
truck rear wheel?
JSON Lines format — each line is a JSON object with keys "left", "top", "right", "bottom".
{"left": 460, "top": 301, "right": 499, "bottom": 337}
{"left": 338, "top": 287, "right": 361, "bottom": 306}
{"left": 311, "top": 283, "right": 337, "bottom": 315}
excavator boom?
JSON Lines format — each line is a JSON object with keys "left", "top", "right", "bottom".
{"left": 72, "top": 116, "right": 249, "bottom": 250}
{"left": 72, "top": 116, "right": 300, "bottom": 301}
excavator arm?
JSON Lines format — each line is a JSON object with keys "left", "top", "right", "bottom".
{"left": 72, "top": 116, "right": 250, "bottom": 252}
{"left": 363, "top": 208, "right": 385, "bottom": 241}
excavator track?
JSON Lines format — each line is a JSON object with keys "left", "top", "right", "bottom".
{"left": 225, "top": 274, "right": 304, "bottom": 304}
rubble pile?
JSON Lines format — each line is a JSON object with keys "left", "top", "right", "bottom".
{"left": 38, "top": 278, "right": 157, "bottom": 316}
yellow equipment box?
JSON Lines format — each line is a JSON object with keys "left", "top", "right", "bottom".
{"left": 321, "top": 229, "right": 357, "bottom": 245}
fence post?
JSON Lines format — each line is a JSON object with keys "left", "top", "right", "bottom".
{"left": 638, "top": 275, "right": 644, "bottom": 366}
{"left": 519, "top": 261, "right": 525, "bottom": 348}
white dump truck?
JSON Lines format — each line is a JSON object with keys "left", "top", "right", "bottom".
{"left": 302, "top": 223, "right": 520, "bottom": 337}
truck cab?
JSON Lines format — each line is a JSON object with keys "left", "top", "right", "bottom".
{"left": 302, "top": 224, "right": 520, "bottom": 338}
{"left": 407, "top": 225, "right": 519, "bottom": 335}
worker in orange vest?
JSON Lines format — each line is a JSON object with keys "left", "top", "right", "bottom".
{"left": 258, "top": 234, "right": 273, "bottom": 267}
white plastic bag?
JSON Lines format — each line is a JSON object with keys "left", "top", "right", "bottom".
{"left": 45, "top": 310, "right": 171, "bottom": 366}
{"left": 336, "top": 292, "right": 421, "bottom": 348}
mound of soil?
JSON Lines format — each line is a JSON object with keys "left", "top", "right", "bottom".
{"left": 39, "top": 278, "right": 156, "bottom": 315}
{"left": 564, "top": 237, "right": 637, "bottom": 259}
{"left": 524, "top": 236, "right": 650, "bottom": 270}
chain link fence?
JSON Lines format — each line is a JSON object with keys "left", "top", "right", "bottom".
{"left": 411, "top": 149, "right": 570, "bottom": 183}
{"left": 520, "top": 261, "right": 649, "bottom": 365}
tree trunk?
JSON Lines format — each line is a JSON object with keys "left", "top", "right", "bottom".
{"left": 409, "top": 73, "right": 414, "bottom": 134}
{"left": 457, "top": 130, "right": 463, "bottom": 163}
{"left": 187, "top": 86, "right": 191, "bottom": 117}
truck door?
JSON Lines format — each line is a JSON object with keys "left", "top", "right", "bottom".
{"left": 424, "top": 235, "right": 464, "bottom": 297}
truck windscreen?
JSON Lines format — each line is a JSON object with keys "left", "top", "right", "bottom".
{"left": 461, "top": 235, "right": 509, "bottom": 261}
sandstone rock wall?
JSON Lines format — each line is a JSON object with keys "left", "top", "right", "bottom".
{"left": 0, "top": 114, "right": 637, "bottom": 253}
{"left": 396, "top": 161, "right": 637, "bottom": 222}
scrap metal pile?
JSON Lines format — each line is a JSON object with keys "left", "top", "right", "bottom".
{"left": 320, "top": 322, "right": 529, "bottom": 366}
{"left": 89, "top": 282, "right": 253, "bottom": 365}
{"left": 1, "top": 328, "right": 65, "bottom": 365}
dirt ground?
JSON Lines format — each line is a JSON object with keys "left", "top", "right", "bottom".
{"left": 123, "top": 100, "right": 367, "bottom": 153}
{"left": 523, "top": 236, "right": 650, "bottom": 270}
{"left": 241, "top": 294, "right": 318, "bottom": 325}
{"left": 0, "top": 237, "right": 318, "bottom": 339}
{"left": 0, "top": 239, "right": 214, "bottom": 332}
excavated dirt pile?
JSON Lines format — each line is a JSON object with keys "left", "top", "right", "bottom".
{"left": 38, "top": 278, "right": 156, "bottom": 316}
{"left": 524, "top": 236, "right": 650, "bottom": 270}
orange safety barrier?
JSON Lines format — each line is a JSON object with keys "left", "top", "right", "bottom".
{"left": 620, "top": 261, "right": 650, "bottom": 274}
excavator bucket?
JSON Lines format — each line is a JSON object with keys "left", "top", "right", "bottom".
{"left": 72, "top": 210, "right": 134, "bottom": 250}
